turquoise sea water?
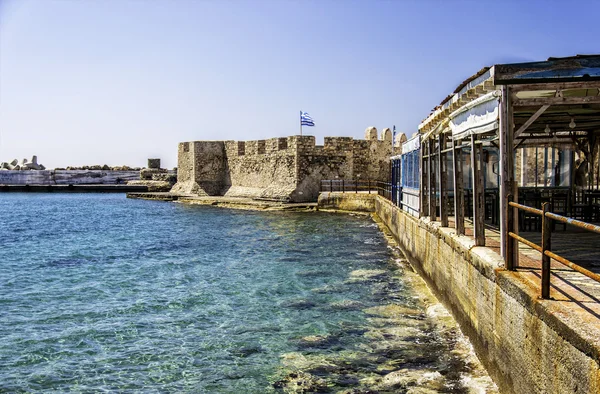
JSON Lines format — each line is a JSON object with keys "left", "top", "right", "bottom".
{"left": 0, "top": 194, "right": 495, "bottom": 393}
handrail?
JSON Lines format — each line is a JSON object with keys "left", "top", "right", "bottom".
{"left": 507, "top": 197, "right": 600, "bottom": 299}
{"left": 320, "top": 179, "right": 394, "bottom": 200}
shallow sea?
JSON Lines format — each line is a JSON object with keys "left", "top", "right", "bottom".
{"left": 0, "top": 193, "right": 497, "bottom": 393}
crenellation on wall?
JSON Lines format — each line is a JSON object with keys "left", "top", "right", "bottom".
{"left": 381, "top": 128, "right": 392, "bottom": 142}
{"left": 290, "top": 135, "right": 317, "bottom": 154}
{"left": 257, "top": 140, "right": 266, "bottom": 154}
{"left": 365, "top": 126, "right": 378, "bottom": 140}
{"left": 244, "top": 140, "right": 257, "bottom": 155}
{"left": 324, "top": 137, "right": 354, "bottom": 152}
{"left": 265, "top": 138, "right": 283, "bottom": 153}
{"left": 223, "top": 141, "right": 237, "bottom": 156}
{"left": 172, "top": 132, "right": 392, "bottom": 202}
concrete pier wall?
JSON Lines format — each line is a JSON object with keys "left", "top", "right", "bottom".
{"left": 317, "top": 192, "right": 600, "bottom": 393}
{"left": 373, "top": 197, "right": 600, "bottom": 394}
{"left": 317, "top": 192, "right": 376, "bottom": 212}
{"left": 0, "top": 170, "right": 140, "bottom": 185}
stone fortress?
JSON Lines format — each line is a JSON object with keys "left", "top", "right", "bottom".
{"left": 172, "top": 127, "right": 407, "bottom": 202}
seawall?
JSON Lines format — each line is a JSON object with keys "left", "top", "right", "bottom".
{"left": 317, "top": 192, "right": 376, "bottom": 212}
{"left": 319, "top": 192, "right": 600, "bottom": 394}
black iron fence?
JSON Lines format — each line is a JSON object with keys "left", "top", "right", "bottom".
{"left": 320, "top": 180, "right": 393, "bottom": 201}
{"left": 507, "top": 195, "right": 600, "bottom": 299}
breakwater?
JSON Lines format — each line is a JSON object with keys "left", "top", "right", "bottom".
{"left": 1, "top": 184, "right": 148, "bottom": 193}
{"left": 319, "top": 192, "right": 600, "bottom": 393}
{"left": 0, "top": 170, "right": 140, "bottom": 185}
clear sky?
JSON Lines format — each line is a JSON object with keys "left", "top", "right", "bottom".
{"left": 1, "top": 0, "right": 599, "bottom": 169}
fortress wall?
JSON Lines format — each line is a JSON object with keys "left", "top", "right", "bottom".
{"left": 172, "top": 141, "right": 225, "bottom": 195}
{"left": 293, "top": 150, "right": 351, "bottom": 202}
{"left": 324, "top": 137, "right": 354, "bottom": 152}
{"left": 174, "top": 132, "right": 392, "bottom": 202}
{"left": 366, "top": 139, "right": 393, "bottom": 181}
{"left": 352, "top": 140, "right": 370, "bottom": 180}
{"left": 292, "top": 137, "right": 391, "bottom": 202}
{"left": 193, "top": 141, "right": 226, "bottom": 196}
{"left": 176, "top": 142, "right": 194, "bottom": 182}
{"left": 223, "top": 138, "right": 297, "bottom": 200}
{"left": 171, "top": 142, "right": 200, "bottom": 194}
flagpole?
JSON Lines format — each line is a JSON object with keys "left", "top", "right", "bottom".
{"left": 300, "top": 111, "right": 302, "bottom": 136}
{"left": 392, "top": 125, "right": 396, "bottom": 154}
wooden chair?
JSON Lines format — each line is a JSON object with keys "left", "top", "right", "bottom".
{"left": 550, "top": 191, "right": 569, "bottom": 231}
{"left": 572, "top": 190, "right": 592, "bottom": 222}
{"left": 520, "top": 191, "right": 542, "bottom": 232}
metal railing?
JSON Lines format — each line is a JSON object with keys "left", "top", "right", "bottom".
{"left": 507, "top": 195, "right": 600, "bottom": 299}
{"left": 320, "top": 180, "right": 393, "bottom": 201}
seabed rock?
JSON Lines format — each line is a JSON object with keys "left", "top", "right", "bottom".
{"left": 346, "top": 269, "right": 387, "bottom": 283}
{"left": 295, "top": 334, "right": 340, "bottom": 350}
{"left": 311, "top": 283, "right": 347, "bottom": 294}
{"left": 273, "top": 371, "right": 329, "bottom": 393}
{"left": 298, "top": 335, "right": 330, "bottom": 345}
{"left": 375, "top": 369, "right": 445, "bottom": 392}
{"left": 329, "top": 300, "right": 364, "bottom": 310}
{"left": 363, "top": 304, "right": 423, "bottom": 319}
{"left": 281, "top": 299, "right": 317, "bottom": 310}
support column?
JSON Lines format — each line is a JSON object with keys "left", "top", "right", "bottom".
{"left": 439, "top": 133, "right": 449, "bottom": 227}
{"left": 420, "top": 138, "right": 428, "bottom": 217}
{"left": 429, "top": 138, "right": 436, "bottom": 221}
{"left": 471, "top": 134, "right": 485, "bottom": 246}
{"left": 500, "top": 85, "right": 516, "bottom": 259}
{"left": 453, "top": 136, "right": 465, "bottom": 235}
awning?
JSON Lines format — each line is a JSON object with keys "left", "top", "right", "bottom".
{"left": 402, "top": 135, "right": 420, "bottom": 153}
{"left": 450, "top": 90, "right": 501, "bottom": 139}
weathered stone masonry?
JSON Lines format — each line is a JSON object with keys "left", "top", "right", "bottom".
{"left": 172, "top": 129, "right": 392, "bottom": 202}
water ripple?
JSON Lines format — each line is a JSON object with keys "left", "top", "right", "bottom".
{"left": 0, "top": 194, "right": 497, "bottom": 393}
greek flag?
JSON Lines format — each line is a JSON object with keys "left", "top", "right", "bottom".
{"left": 300, "top": 111, "right": 315, "bottom": 127}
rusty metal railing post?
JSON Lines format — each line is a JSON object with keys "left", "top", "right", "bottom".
{"left": 541, "top": 202, "right": 552, "bottom": 299}
{"left": 368, "top": 180, "right": 371, "bottom": 194}
{"left": 330, "top": 179, "right": 333, "bottom": 192}
{"left": 507, "top": 195, "right": 515, "bottom": 271}
{"left": 342, "top": 179, "right": 345, "bottom": 193}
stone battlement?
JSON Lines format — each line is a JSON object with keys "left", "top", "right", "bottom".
{"left": 172, "top": 128, "right": 395, "bottom": 202}
{"left": 196, "top": 134, "right": 393, "bottom": 158}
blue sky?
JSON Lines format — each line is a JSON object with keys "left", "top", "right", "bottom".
{"left": 1, "top": 0, "right": 599, "bottom": 169}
